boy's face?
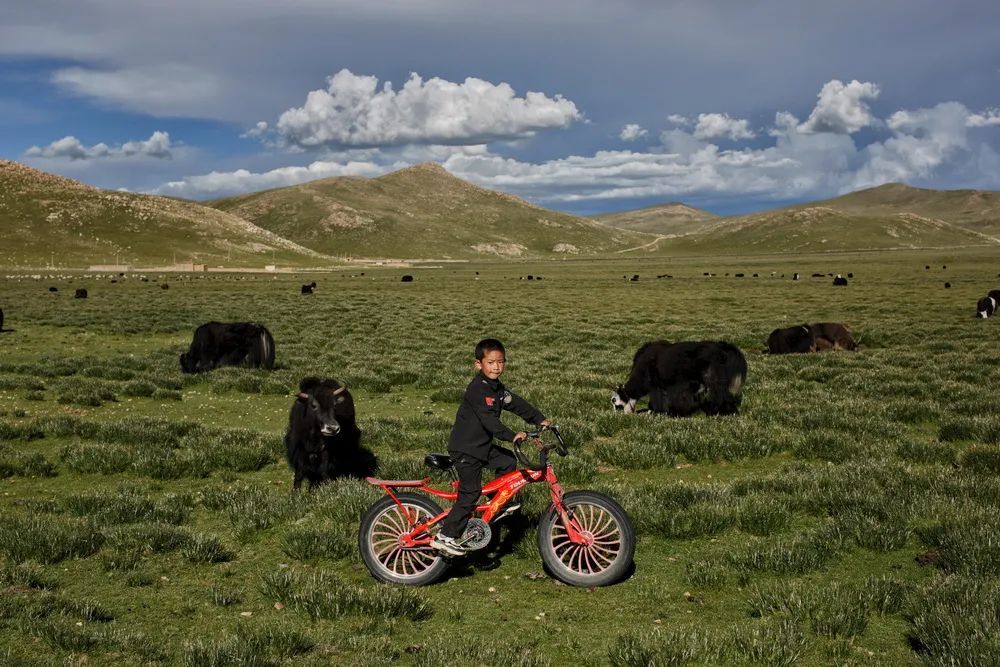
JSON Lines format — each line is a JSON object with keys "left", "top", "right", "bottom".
{"left": 475, "top": 350, "right": 506, "bottom": 380}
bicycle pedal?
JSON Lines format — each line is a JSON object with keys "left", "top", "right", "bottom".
{"left": 493, "top": 504, "right": 522, "bottom": 521}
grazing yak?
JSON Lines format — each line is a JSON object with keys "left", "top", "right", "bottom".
{"left": 0, "top": 307, "right": 4, "bottom": 332}
{"left": 284, "top": 377, "right": 376, "bottom": 489}
{"left": 74, "top": 288, "right": 88, "bottom": 299}
{"left": 832, "top": 274, "right": 848, "bottom": 286}
{"left": 811, "top": 322, "right": 858, "bottom": 350}
{"left": 179, "top": 321, "right": 275, "bottom": 373}
{"left": 977, "top": 290, "right": 1000, "bottom": 318}
{"left": 767, "top": 325, "right": 817, "bottom": 354}
{"left": 301, "top": 284, "right": 314, "bottom": 294}
{"left": 611, "top": 340, "right": 747, "bottom": 416}
{"left": 766, "top": 322, "right": 858, "bottom": 354}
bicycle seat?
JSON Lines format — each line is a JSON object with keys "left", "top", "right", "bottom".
{"left": 424, "top": 453, "right": 453, "bottom": 470}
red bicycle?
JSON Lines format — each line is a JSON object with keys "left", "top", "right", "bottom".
{"left": 358, "top": 425, "right": 635, "bottom": 587}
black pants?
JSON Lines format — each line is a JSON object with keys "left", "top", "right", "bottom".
{"left": 440, "top": 446, "right": 516, "bottom": 538}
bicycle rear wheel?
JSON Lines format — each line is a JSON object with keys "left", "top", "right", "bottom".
{"left": 359, "top": 493, "right": 448, "bottom": 586}
{"left": 537, "top": 490, "right": 635, "bottom": 587}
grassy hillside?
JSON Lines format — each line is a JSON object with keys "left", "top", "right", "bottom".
{"left": 817, "top": 182, "right": 1000, "bottom": 238}
{"left": 210, "top": 163, "right": 645, "bottom": 259}
{"left": 0, "top": 161, "right": 326, "bottom": 268}
{"left": 593, "top": 202, "right": 720, "bottom": 236}
{"left": 665, "top": 204, "right": 999, "bottom": 255}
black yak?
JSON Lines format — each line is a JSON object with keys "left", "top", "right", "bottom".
{"left": 179, "top": 322, "right": 275, "bottom": 373}
{"left": 611, "top": 340, "right": 747, "bottom": 416}
{"left": 284, "top": 377, "right": 376, "bottom": 489}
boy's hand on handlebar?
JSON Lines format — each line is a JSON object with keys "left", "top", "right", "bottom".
{"left": 513, "top": 431, "right": 529, "bottom": 445}
{"left": 539, "top": 419, "right": 552, "bottom": 429}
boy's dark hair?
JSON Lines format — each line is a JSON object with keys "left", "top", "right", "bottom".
{"left": 475, "top": 338, "right": 506, "bottom": 360}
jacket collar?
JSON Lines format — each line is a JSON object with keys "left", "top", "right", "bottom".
{"left": 478, "top": 372, "right": 502, "bottom": 391}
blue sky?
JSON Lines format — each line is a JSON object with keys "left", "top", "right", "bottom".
{"left": 3, "top": 0, "right": 999, "bottom": 215}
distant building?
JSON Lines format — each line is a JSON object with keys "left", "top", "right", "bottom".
{"left": 173, "top": 263, "right": 207, "bottom": 272}
{"left": 88, "top": 264, "right": 134, "bottom": 272}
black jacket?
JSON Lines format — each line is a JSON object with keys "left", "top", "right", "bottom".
{"left": 448, "top": 373, "right": 546, "bottom": 459}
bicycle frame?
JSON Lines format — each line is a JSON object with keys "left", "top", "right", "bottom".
{"left": 365, "top": 460, "right": 593, "bottom": 549}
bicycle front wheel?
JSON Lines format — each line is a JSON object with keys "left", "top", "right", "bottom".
{"left": 359, "top": 493, "right": 448, "bottom": 586}
{"left": 537, "top": 490, "right": 635, "bottom": 587}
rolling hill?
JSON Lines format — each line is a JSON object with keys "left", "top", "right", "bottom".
{"left": 208, "top": 162, "right": 645, "bottom": 259}
{"left": 3, "top": 159, "right": 999, "bottom": 267}
{"left": 812, "top": 182, "right": 1000, "bottom": 238}
{"left": 592, "top": 202, "right": 720, "bottom": 236}
{"left": 663, "top": 202, "right": 999, "bottom": 255}
{"left": 0, "top": 160, "right": 325, "bottom": 268}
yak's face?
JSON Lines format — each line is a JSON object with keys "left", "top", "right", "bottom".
{"left": 977, "top": 296, "right": 996, "bottom": 319}
{"left": 298, "top": 385, "right": 349, "bottom": 436}
{"left": 179, "top": 353, "right": 196, "bottom": 374}
{"left": 611, "top": 386, "right": 636, "bottom": 414}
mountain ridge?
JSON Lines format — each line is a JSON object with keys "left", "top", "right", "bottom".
{"left": 3, "top": 160, "right": 998, "bottom": 267}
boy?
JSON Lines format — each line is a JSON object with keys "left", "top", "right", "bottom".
{"left": 431, "top": 338, "right": 550, "bottom": 556}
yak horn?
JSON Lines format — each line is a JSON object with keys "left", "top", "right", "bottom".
{"left": 333, "top": 385, "right": 348, "bottom": 395}
{"left": 295, "top": 392, "right": 310, "bottom": 401}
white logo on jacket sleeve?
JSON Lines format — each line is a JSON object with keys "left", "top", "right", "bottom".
{"left": 503, "top": 391, "right": 512, "bottom": 405}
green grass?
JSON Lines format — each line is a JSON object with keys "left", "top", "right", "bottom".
{"left": 0, "top": 249, "right": 998, "bottom": 663}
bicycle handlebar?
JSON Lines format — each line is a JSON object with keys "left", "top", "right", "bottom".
{"left": 513, "top": 424, "right": 567, "bottom": 470}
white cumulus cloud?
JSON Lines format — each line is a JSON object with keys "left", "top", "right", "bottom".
{"left": 442, "top": 86, "right": 998, "bottom": 205}
{"left": 667, "top": 114, "right": 691, "bottom": 126}
{"left": 967, "top": 109, "right": 1000, "bottom": 127}
{"left": 854, "top": 102, "right": 973, "bottom": 188}
{"left": 153, "top": 159, "right": 392, "bottom": 200}
{"left": 693, "top": 113, "right": 756, "bottom": 141}
{"left": 273, "top": 69, "right": 582, "bottom": 149}
{"left": 619, "top": 124, "right": 648, "bottom": 141}
{"left": 25, "top": 131, "right": 173, "bottom": 160}
{"left": 798, "top": 79, "right": 880, "bottom": 134}
{"left": 241, "top": 121, "right": 269, "bottom": 139}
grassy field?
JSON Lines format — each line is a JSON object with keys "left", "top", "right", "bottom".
{"left": 1, "top": 249, "right": 998, "bottom": 665}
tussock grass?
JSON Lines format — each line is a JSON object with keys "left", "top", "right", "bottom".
{"left": 55, "top": 378, "right": 119, "bottom": 407}
{"left": 737, "top": 494, "right": 793, "bottom": 536}
{"left": 201, "top": 483, "right": 304, "bottom": 535}
{"left": 896, "top": 439, "right": 956, "bottom": 465}
{"left": 181, "top": 532, "right": 235, "bottom": 563}
{"left": 959, "top": 445, "right": 1000, "bottom": 474}
{"left": 414, "top": 637, "right": 550, "bottom": 667}
{"left": 0, "top": 374, "right": 46, "bottom": 391}
{"left": 609, "top": 626, "right": 720, "bottom": 666}
{"left": 210, "top": 584, "right": 243, "bottom": 606}
{"left": 729, "top": 617, "right": 807, "bottom": 666}
{"left": 610, "top": 618, "right": 808, "bottom": 667}
{"left": 55, "top": 418, "right": 279, "bottom": 478}
{"left": 0, "top": 419, "right": 45, "bottom": 441}
{"left": 729, "top": 522, "right": 843, "bottom": 575}
{"left": 62, "top": 486, "right": 193, "bottom": 525}
{"left": 181, "top": 624, "right": 314, "bottom": 666}
{"left": 0, "top": 444, "right": 56, "bottom": 478}
{"left": 906, "top": 575, "right": 1000, "bottom": 666}
{"left": 105, "top": 522, "right": 192, "bottom": 555}
{"left": 0, "top": 559, "right": 56, "bottom": 590}
{"left": 283, "top": 522, "right": 355, "bottom": 561}
{"left": 0, "top": 589, "right": 113, "bottom": 623}
{"left": 918, "top": 512, "right": 1000, "bottom": 575}
{"left": 259, "top": 568, "right": 431, "bottom": 621}
{"left": 0, "top": 513, "right": 104, "bottom": 563}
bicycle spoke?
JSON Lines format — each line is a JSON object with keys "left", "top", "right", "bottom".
{"left": 544, "top": 500, "right": 630, "bottom": 578}
{"left": 366, "top": 503, "right": 442, "bottom": 580}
